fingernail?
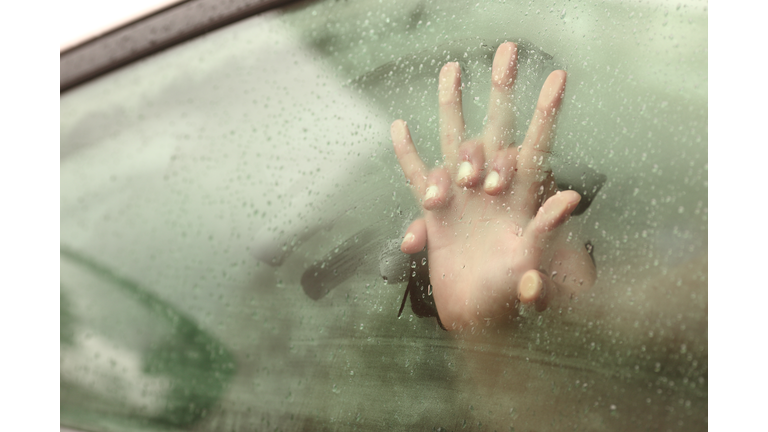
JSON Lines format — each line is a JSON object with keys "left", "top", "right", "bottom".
{"left": 492, "top": 42, "right": 517, "bottom": 87}
{"left": 425, "top": 185, "right": 438, "bottom": 201}
{"left": 457, "top": 161, "right": 473, "bottom": 183}
{"left": 401, "top": 233, "right": 415, "bottom": 247}
{"left": 484, "top": 170, "right": 500, "bottom": 190}
{"left": 519, "top": 271, "right": 543, "bottom": 302}
{"left": 541, "top": 70, "right": 566, "bottom": 108}
{"left": 390, "top": 120, "right": 405, "bottom": 142}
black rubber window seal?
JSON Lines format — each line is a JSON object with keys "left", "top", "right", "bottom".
{"left": 60, "top": 0, "right": 306, "bottom": 93}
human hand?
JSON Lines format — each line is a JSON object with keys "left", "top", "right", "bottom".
{"left": 391, "top": 42, "right": 596, "bottom": 331}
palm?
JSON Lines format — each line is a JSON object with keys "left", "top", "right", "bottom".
{"left": 392, "top": 42, "right": 596, "bottom": 331}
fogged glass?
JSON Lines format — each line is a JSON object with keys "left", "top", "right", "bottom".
{"left": 61, "top": 0, "right": 707, "bottom": 430}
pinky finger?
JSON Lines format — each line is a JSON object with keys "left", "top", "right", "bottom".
{"left": 400, "top": 218, "right": 427, "bottom": 254}
{"left": 392, "top": 119, "right": 428, "bottom": 193}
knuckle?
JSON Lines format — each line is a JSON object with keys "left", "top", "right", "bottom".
{"left": 438, "top": 96, "right": 459, "bottom": 106}
{"left": 491, "top": 76, "right": 513, "bottom": 90}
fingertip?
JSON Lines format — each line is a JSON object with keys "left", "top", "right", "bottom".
{"left": 520, "top": 270, "right": 552, "bottom": 312}
{"left": 456, "top": 161, "right": 475, "bottom": 187}
{"left": 390, "top": 119, "right": 407, "bottom": 141}
{"left": 539, "top": 70, "right": 567, "bottom": 110}
{"left": 440, "top": 62, "right": 461, "bottom": 84}
{"left": 423, "top": 185, "right": 446, "bottom": 210}
{"left": 500, "top": 41, "right": 518, "bottom": 54}
{"left": 440, "top": 61, "right": 461, "bottom": 75}
{"left": 400, "top": 232, "right": 414, "bottom": 252}
{"left": 547, "top": 69, "right": 567, "bottom": 85}
{"left": 400, "top": 219, "right": 427, "bottom": 254}
{"left": 390, "top": 122, "right": 400, "bottom": 144}
{"left": 400, "top": 233, "right": 424, "bottom": 254}
{"left": 424, "top": 183, "right": 439, "bottom": 199}
{"left": 518, "top": 270, "right": 543, "bottom": 304}
{"left": 456, "top": 140, "right": 485, "bottom": 187}
{"left": 483, "top": 170, "right": 501, "bottom": 194}
{"left": 439, "top": 63, "right": 462, "bottom": 105}
{"left": 483, "top": 147, "right": 517, "bottom": 195}
{"left": 550, "top": 190, "right": 581, "bottom": 217}
{"left": 559, "top": 189, "right": 582, "bottom": 206}
{"left": 533, "top": 191, "right": 580, "bottom": 234}
{"left": 423, "top": 168, "right": 452, "bottom": 210}
{"left": 492, "top": 42, "right": 518, "bottom": 89}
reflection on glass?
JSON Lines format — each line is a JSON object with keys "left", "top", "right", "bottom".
{"left": 61, "top": 247, "right": 234, "bottom": 429}
{"left": 61, "top": 0, "right": 707, "bottom": 430}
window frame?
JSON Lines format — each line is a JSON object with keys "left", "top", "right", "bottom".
{"left": 60, "top": 0, "right": 302, "bottom": 92}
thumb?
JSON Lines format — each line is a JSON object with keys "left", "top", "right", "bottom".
{"left": 518, "top": 269, "right": 554, "bottom": 312}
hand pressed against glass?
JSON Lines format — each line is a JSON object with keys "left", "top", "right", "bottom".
{"left": 391, "top": 42, "right": 596, "bottom": 331}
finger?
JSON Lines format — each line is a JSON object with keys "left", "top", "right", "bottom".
{"left": 513, "top": 70, "right": 567, "bottom": 209}
{"left": 517, "top": 191, "right": 580, "bottom": 269}
{"left": 391, "top": 119, "right": 428, "bottom": 194}
{"left": 401, "top": 218, "right": 427, "bottom": 254}
{"left": 456, "top": 140, "right": 485, "bottom": 188}
{"left": 518, "top": 269, "right": 553, "bottom": 312}
{"left": 483, "top": 147, "right": 518, "bottom": 195}
{"left": 518, "top": 169, "right": 559, "bottom": 210}
{"left": 438, "top": 62, "right": 465, "bottom": 167}
{"left": 483, "top": 42, "right": 518, "bottom": 156}
{"left": 525, "top": 190, "right": 581, "bottom": 244}
{"left": 423, "top": 167, "right": 453, "bottom": 211}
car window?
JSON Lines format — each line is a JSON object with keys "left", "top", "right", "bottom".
{"left": 61, "top": 0, "right": 707, "bottom": 430}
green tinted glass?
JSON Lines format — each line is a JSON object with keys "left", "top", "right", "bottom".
{"left": 61, "top": 0, "right": 707, "bottom": 430}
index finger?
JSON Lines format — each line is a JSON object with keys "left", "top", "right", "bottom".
{"left": 512, "top": 70, "right": 567, "bottom": 210}
{"left": 438, "top": 62, "right": 465, "bottom": 169}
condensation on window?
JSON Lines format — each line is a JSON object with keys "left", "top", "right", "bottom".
{"left": 61, "top": 0, "right": 707, "bottom": 431}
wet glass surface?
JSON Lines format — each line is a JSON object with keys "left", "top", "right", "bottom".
{"left": 61, "top": 0, "right": 707, "bottom": 430}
